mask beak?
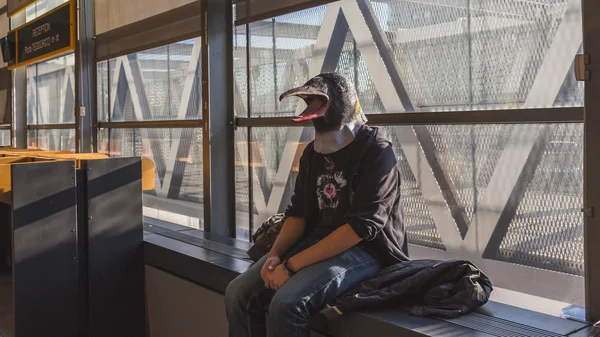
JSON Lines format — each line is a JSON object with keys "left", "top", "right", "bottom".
{"left": 279, "top": 86, "right": 329, "bottom": 123}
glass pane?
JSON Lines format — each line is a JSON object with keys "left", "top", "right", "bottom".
{"left": 235, "top": 123, "right": 584, "bottom": 315}
{"left": 241, "top": 1, "right": 583, "bottom": 117}
{"left": 0, "top": 130, "right": 10, "bottom": 146}
{"left": 28, "top": 129, "right": 76, "bottom": 151}
{"left": 98, "top": 128, "right": 204, "bottom": 229}
{"left": 27, "top": 54, "right": 76, "bottom": 125}
{"left": 97, "top": 61, "right": 109, "bottom": 122}
{"left": 96, "top": 39, "right": 202, "bottom": 122}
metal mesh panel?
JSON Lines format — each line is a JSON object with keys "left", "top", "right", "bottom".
{"left": 234, "top": 22, "right": 249, "bottom": 117}
{"left": 97, "top": 39, "right": 201, "bottom": 122}
{"left": 496, "top": 123, "right": 584, "bottom": 275}
{"left": 234, "top": 127, "right": 315, "bottom": 237}
{"left": 336, "top": 31, "right": 386, "bottom": 114}
{"left": 375, "top": 0, "right": 581, "bottom": 111}
{"left": 426, "top": 124, "right": 513, "bottom": 225}
{"left": 245, "top": 6, "right": 326, "bottom": 117}
{"left": 28, "top": 129, "right": 76, "bottom": 151}
{"left": 27, "top": 54, "right": 76, "bottom": 125}
{"left": 378, "top": 126, "right": 445, "bottom": 250}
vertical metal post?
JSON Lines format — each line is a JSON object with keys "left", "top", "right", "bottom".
{"left": 205, "top": 0, "right": 235, "bottom": 236}
{"left": 582, "top": 0, "right": 600, "bottom": 323}
{"left": 75, "top": 0, "right": 96, "bottom": 153}
{"left": 272, "top": 17, "right": 278, "bottom": 112}
{"left": 246, "top": 3, "right": 254, "bottom": 239}
{"left": 12, "top": 67, "right": 26, "bottom": 148}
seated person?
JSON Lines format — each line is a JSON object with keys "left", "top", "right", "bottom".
{"left": 225, "top": 73, "right": 409, "bottom": 337}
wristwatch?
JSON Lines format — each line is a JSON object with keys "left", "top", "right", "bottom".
{"left": 282, "top": 259, "right": 296, "bottom": 276}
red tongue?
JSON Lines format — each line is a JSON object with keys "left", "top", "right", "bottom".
{"left": 292, "top": 111, "right": 323, "bottom": 122}
{"left": 292, "top": 98, "right": 327, "bottom": 122}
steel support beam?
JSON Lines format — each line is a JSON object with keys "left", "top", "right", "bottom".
{"left": 205, "top": 0, "right": 236, "bottom": 236}
{"left": 75, "top": 0, "right": 96, "bottom": 153}
{"left": 582, "top": 0, "right": 600, "bottom": 323}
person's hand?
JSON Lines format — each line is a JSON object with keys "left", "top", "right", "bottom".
{"left": 264, "top": 265, "right": 291, "bottom": 291}
{"left": 260, "top": 255, "right": 281, "bottom": 289}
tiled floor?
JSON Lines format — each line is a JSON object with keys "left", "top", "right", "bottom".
{"left": 0, "top": 271, "right": 12, "bottom": 337}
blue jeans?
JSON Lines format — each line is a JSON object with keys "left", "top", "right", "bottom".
{"left": 225, "top": 237, "right": 381, "bottom": 337}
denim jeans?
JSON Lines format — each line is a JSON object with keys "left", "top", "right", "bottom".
{"left": 225, "top": 237, "right": 381, "bottom": 337}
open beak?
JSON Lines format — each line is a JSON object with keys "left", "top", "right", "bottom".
{"left": 279, "top": 86, "right": 329, "bottom": 123}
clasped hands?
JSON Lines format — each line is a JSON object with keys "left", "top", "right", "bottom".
{"left": 260, "top": 255, "right": 291, "bottom": 291}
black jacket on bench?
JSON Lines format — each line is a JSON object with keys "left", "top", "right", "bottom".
{"left": 321, "top": 259, "right": 493, "bottom": 320}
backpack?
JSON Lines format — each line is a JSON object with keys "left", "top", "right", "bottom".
{"left": 246, "top": 213, "right": 286, "bottom": 262}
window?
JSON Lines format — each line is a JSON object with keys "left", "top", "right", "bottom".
{"left": 234, "top": 0, "right": 584, "bottom": 317}
{"left": 235, "top": 1, "right": 583, "bottom": 118}
{"left": 27, "top": 55, "right": 75, "bottom": 125}
{"left": 97, "top": 38, "right": 205, "bottom": 229}
{"left": 26, "top": 54, "right": 76, "bottom": 151}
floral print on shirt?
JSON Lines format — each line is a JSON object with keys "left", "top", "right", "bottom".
{"left": 316, "top": 156, "right": 348, "bottom": 210}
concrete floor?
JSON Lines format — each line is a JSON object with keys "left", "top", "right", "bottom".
{"left": 0, "top": 271, "right": 13, "bottom": 337}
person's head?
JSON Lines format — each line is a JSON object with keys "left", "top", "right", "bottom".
{"left": 279, "top": 72, "right": 368, "bottom": 132}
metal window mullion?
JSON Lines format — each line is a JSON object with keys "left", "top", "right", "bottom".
{"left": 28, "top": 123, "right": 77, "bottom": 130}
{"left": 582, "top": 0, "right": 600, "bottom": 323}
{"left": 202, "top": 0, "right": 211, "bottom": 232}
{"left": 97, "top": 120, "right": 204, "bottom": 129}
{"left": 246, "top": 9, "right": 254, "bottom": 238}
{"left": 234, "top": 107, "right": 584, "bottom": 127}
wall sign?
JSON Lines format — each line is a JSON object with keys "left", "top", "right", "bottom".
{"left": 7, "top": 1, "right": 75, "bottom": 70}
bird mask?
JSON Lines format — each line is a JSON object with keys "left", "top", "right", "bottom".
{"left": 279, "top": 73, "right": 368, "bottom": 154}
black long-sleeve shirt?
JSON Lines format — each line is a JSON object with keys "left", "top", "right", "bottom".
{"left": 285, "top": 125, "right": 409, "bottom": 267}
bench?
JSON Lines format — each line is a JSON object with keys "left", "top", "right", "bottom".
{"left": 143, "top": 217, "right": 593, "bottom": 337}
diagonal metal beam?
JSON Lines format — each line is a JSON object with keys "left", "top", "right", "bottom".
{"left": 121, "top": 54, "right": 168, "bottom": 183}
{"left": 158, "top": 38, "right": 202, "bottom": 198}
{"left": 109, "top": 58, "right": 124, "bottom": 120}
{"left": 263, "top": 3, "right": 349, "bottom": 223}
{"left": 341, "top": 0, "right": 464, "bottom": 250}
{"left": 467, "top": 0, "right": 583, "bottom": 256}
{"left": 59, "top": 66, "right": 75, "bottom": 125}
{"left": 111, "top": 57, "right": 162, "bottom": 187}
{"left": 232, "top": 58, "right": 269, "bottom": 217}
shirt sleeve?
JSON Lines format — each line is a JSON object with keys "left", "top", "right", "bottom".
{"left": 284, "top": 150, "right": 308, "bottom": 219}
{"left": 344, "top": 144, "right": 399, "bottom": 241}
